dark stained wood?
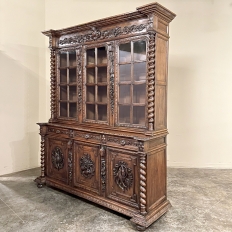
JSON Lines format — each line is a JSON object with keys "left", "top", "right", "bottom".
{"left": 36, "top": 2, "right": 175, "bottom": 230}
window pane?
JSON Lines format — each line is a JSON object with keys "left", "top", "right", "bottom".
{"left": 69, "top": 103, "right": 77, "bottom": 118}
{"left": 98, "top": 105, "right": 107, "bottom": 121}
{"left": 87, "top": 49, "right": 95, "bottom": 65}
{"left": 119, "top": 43, "right": 131, "bottom": 63}
{"left": 97, "top": 47, "right": 107, "bottom": 65}
{"left": 134, "top": 62, "right": 146, "bottom": 81}
{"left": 98, "top": 67, "right": 107, "bottom": 83}
{"left": 119, "top": 105, "right": 130, "bottom": 123}
{"left": 86, "top": 86, "right": 95, "bottom": 102}
{"left": 60, "top": 53, "right": 67, "bottom": 67}
{"left": 119, "top": 64, "right": 131, "bottom": 82}
{"left": 134, "top": 41, "right": 146, "bottom": 61}
{"left": 86, "top": 104, "right": 95, "bottom": 120}
{"left": 98, "top": 86, "right": 107, "bottom": 103}
{"left": 60, "top": 102, "right": 67, "bottom": 117}
{"left": 133, "top": 84, "right": 146, "bottom": 104}
{"left": 60, "top": 69, "right": 67, "bottom": 83}
{"left": 133, "top": 106, "right": 145, "bottom": 125}
{"left": 69, "top": 68, "right": 76, "bottom": 83}
{"left": 119, "top": 85, "right": 131, "bottom": 104}
{"left": 69, "top": 51, "right": 76, "bottom": 66}
{"left": 87, "top": 68, "right": 95, "bottom": 83}
{"left": 60, "top": 86, "right": 67, "bottom": 100}
{"left": 69, "top": 86, "right": 77, "bottom": 101}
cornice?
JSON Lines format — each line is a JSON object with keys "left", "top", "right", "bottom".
{"left": 42, "top": 2, "right": 176, "bottom": 37}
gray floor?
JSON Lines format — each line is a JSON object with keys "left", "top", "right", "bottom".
{"left": 0, "top": 168, "right": 232, "bottom": 232}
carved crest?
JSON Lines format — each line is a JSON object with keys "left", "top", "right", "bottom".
{"left": 51, "top": 147, "right": 64, "bottom": 170}
{"left": 80, "top": 154, "right": 95, "bottom": 178}
{"left": 113, "top": 161, "right": 133, "bottom": 191}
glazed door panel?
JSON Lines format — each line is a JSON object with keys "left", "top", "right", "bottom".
{"left": 47, "top": 138, "right": 69, "bottom": 185}
{"left": 73, "top": 142, "right": 100, "bottom": 195}
{"left": 107, "top": 148, "right": 139, "bottom": 209}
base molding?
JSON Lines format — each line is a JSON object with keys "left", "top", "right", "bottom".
{"left": 131, "top": 200, "right": 171, "bottom": 228}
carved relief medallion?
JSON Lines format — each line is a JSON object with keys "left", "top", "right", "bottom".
{"left": 80, "top": 154, "right": 95, "bottom": 179}
{"left": 113, "top": 161, "right": 133, "bottom": 191}
{"left": 51, "top": 147, "right": 64, "bottom": 170}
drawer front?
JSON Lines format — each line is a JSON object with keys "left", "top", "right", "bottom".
{"left": 73, "top": 142, "right": 101, "bottom": 195}
{"left": 47, "top": 138, "right": 69, "bottom": 185}
{"left": 106, "top": 148, "right": 140, "bottom": 209}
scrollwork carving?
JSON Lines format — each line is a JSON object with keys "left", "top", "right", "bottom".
{"left": 113, "top": 161, "right": 133, "bottom": 191}
{"left": 51, "top": 147, "right": 64, "bottom": 170}
{"left": 80, "top": 154, "right": 95, "bottom": 179}
{"left": 59, "top": 24, "right": 147, "bottom": 46}
{"left": 100, "top": 146, "right": 106, "bottom": 191}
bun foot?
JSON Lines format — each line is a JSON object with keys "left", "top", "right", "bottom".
{"left": 136, "top": 225, "right": 146, "bottom": 231}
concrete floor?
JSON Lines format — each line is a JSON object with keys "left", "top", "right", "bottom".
{"left": 0, "top": 168, "right": 232, "bottom": 232}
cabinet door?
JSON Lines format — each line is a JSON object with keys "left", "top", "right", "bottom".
{"left": 107, "top": 148, "right": 139, "bottom": 209}
{"left": 73, "top": 142, "right": 100, "bottom": 195}
{"left": 47, "top": 138, "right": 69, "bottom": 185}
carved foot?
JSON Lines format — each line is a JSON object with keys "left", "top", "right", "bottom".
{"left": 34, "top": 176, "right": 46, "bottom": 188}
{"left": 136, "top": 225, "right": 146, "bottom": 231}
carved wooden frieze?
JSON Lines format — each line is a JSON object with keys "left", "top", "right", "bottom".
{"left": 113, "top": 161, "right": 133, "bottom": 191}
{"left": 80, "top": 154, "right": 95, "bottom": 179}
{"left": 59, "top": 24, "right": 147, "bottom": 46}
{"left": 51, "top": 147, "right": 64, "bottom": 170}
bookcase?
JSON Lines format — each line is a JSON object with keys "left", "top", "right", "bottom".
{"left": 35, "top": 2, "right": 176, "bottom": 230}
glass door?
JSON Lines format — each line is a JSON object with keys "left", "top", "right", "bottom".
{"left": 85, "top": 46, "right": 108, "bottom": 122}
{"left": 118, "top": 40, "right": 147, "bottom": 127}
{"left": 59, "top": 50, "right": 78, "bottom": 119}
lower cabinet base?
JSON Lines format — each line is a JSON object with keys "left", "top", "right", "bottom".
{"left": 35, "top": 177, "right": 171, "bottom": 231}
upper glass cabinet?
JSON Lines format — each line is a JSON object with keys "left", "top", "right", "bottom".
{"left": 85, "top": 46, "right": 108, "bottom": 122}
{"left": 58, "top": 50, "right": 78, "bottom": 119}
{"left": 118, "top": 40, "right": 147, "bottom": 127}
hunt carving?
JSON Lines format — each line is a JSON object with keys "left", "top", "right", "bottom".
{"left": 51, "top": 147, "right": 64, "bottom": 170}
{"left": 113, "top": 161, "right": 133, "bottom": 191}
{"left": 80, "top": 154, "right": 95, "bottom": 179}
{"left": 59, "top": 24, "right": 147, "bottom": 45}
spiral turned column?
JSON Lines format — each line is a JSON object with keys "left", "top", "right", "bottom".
{"left": 49, "top": 47, "right": 57, "bottom": 121}
{"left": 147, "top": 32, "right": 156, "bottom": 131}
{"left": 140, "top": 154, "right": 147, "bottom": 215}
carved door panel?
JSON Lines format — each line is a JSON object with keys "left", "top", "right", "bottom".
{"left": 107, "top": 148, "right": 139, "bottom": 209}
{"left": 47, "top": 138, "right": 69, "bottom": 185}
{"left": 73, "top": 142, "right": 100, "bottom": 195}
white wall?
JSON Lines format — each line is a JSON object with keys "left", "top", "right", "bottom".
{"left": 1, "top": 0, "right": 231, "bottom": 176}
{"left": 44, "top": 0, "right": 232, "bottom": 168}
{"left": 0, "top": 0, "right": 46, "bottom": 175}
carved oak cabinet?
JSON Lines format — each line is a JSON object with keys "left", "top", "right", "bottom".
{"left": 35, "top": 2, "right": 175, "bottom": 230}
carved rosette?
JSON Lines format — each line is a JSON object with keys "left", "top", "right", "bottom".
{"left": 108, "top": 42, "right": 115, "bottom": 114}
{"left": 49, "top": 46, "right": 57, "bottom": 121}
{"left": 113, "top": 161, "right": 133, "bottom": 191}
{"left": 51, "top": 147, "right": 64, "bottom": 170}
{"left": 80, "top": 154, "right": 95, "bottom": 179}
{"left": 139, "top": 154, "right": 147, "bottom": 215}
{"left": 100, "top": 146, "right": 106, "bottom": 191}
{"left": 147, "top": 31, "right": 156, "bottom": 131}
{"left": 77, "top": 46, "right": 82, "bottom": 112}
{"left": 68, "top": 140, "right": 73, "bottom": 184}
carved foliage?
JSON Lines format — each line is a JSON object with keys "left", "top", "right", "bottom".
{"left": 113, "top": 161, "right": 133, "bottom": 191}
{"left": 59, "top": 24, "right": 147, "bottom": 45}
{"left": 68, "top": 140, "right": 73, "bottom": 184}
{"left": 77, "top": 47, "right": 82, "bottom": 112}
{"left": 52, "top": 147, "right": 64, "bottom": 170}
{"left": 80, "top": 154, "right": 95, "bottom": 179}
{"left": 108, "top": 42, "right": 115, "bottom": 113}
{"left": 100, "top": 146, "right": 106, "bottom": 191}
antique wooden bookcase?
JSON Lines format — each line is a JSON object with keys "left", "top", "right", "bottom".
{"left": 35, "top": 2, "right": 175, "bottom": 230}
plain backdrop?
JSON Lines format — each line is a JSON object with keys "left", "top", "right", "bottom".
{"left": 1, "top": 0, "right": 232, "bottom": 175}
